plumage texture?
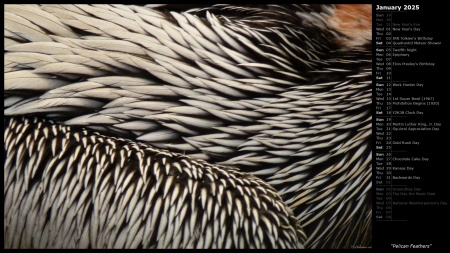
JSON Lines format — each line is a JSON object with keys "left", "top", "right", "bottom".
{"left": 4, "top": 116, "right": 305, "bottom": 248}
{"left": 4, "top": 4, "right": 372, "bottom": 248}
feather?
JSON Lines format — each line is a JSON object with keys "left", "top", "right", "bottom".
{"left": 5, "top": 12, "right": 53, "bottom": 42}
{"left": 5, "top": 71, "right": 68, "bottom": 91}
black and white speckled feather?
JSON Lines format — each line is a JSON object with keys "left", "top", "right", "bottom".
{"left": 4, "top": 4, "right": 372, "bottom": 249}
{"left": 4, "top": 116, "right": 306, "bottom": 248}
